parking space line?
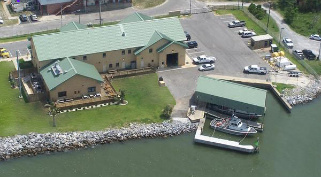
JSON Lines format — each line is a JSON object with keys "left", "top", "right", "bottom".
{"left": 8, "top": 51, "right": 12, "bottom": 58}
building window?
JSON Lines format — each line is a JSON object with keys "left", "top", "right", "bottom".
{"left": 103, "top": 53, "right": 106, "bottom": 58}
{"left": 109, "top": 64, "right": 113, "bottom": 68}
{"left": 88, "top": 87, "right": 96, "bottom": 93}
{"left": 83, "top": 55, "right": 87, "bottom": 60}
{"left": 58, "top": 91, "right": 67, "bottom": 98}
{"left": 116, "top": 63, "right": 119, "bottom": 67}
{"left": 151, "top": 60, "right": 154, "bottom": 62}
{"left": 122, "top": 50, "right": 125, "bottom": 55}
{"left": 128, "top": 49, "right": 131, "bottom": 54}
{"left": 162, "top": 62, "right": 164, "bottom": 65}
{"left": 74, "top": 91, "right": 77, "bottom": 94}
{"left": 149, "top": 48, "right": 153, "bottom": 53}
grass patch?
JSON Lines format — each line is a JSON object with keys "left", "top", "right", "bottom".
{"left": 273, "top": 82, "right": 295, "bottom": 92}
{"left": 277, "top": 10, "right": 321, "bottom": 37}
{"left": 0, "top": 29, "right": 59, "bottom": 43}
{"left": 0, "top": 62, "right": 175, "bottom": 136}
{"left": 132, "top": 0, "right": 166, "bottom": 9}
{"left": 305, "top": 60, "right": 321, "bottom": 75}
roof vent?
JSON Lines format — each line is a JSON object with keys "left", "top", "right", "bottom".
{"left": 122, "top": 32, "right": 126, "bottom": 36}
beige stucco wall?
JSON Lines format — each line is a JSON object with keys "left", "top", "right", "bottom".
{"left": 48, "top": 75, "right": 102, "bottom": 101}
{"left": 158, "top": 42, "right": 186, "bottom": 67}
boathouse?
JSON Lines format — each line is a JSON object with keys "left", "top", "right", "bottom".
{"left": 195, "top": 76, "right": 267, "bottom": 115}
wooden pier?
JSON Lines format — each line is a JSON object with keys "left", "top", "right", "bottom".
{"left": 194, "top": 118, "right": 256, "bottom": 153}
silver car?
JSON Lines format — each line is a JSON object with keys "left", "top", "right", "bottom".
{"left": 199, "top": 64, "right": 215, "bottom": 71}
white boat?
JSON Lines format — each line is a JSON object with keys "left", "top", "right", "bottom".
{"left": 210, "top": 116, "right": 257, "bottom": 136}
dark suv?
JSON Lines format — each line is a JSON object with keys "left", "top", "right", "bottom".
{"left": 302, "top": 49, "right": 316, "bottom": 60}
{"left": 19, "top": 14, "right": 28, "bottom": 22}
{"left": 187, "top": 41, "right": 198, "bottom": 48}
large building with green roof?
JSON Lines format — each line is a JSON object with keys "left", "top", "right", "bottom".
{"left": 195, "top": 76, "right": 267, "bottom": 115}
{"left": 29, "top": 13, "right": 188, "bottom": 101}
{"left": 30, "top": 13, "right": 188, "bottom": 73}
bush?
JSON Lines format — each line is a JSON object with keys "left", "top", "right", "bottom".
{"left": 161, "top": 104, "right": 173, "bottom": 119}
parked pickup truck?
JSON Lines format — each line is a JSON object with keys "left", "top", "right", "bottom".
{"left": 243, "top": 65, "right": 267, "bottom": 75}
{"left": 0, "top": 48, "right": 10, "bottom": 58}
{"left": 193, "top": 55, "right": 216, "bottom": 64}
{"left": 228, "top": 20, "right": 246, "bottom": 28}
{"left": 292, "top": 50, "right": 304, "bottom": 60}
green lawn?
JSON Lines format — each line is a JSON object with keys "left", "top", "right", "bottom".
{"left": 273, "top": 82, "right": 295, "bottom": 92}
{"left": 278, "top": 10, "right": 321, "bottom": 37}
{"left": 0, "top": 61, "right": 175, "bottom": 136}
{"left": 132, "top": 0, "right": 165, "bottom": 9}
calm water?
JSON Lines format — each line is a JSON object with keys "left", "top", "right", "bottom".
{"left": 1, "top": 92, "right": 321, "bottom": 177}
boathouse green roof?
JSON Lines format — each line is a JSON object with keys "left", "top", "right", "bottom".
{"left": 40, "top": 58, "right": 103, "bottom": 91}
{"left": 32, "top": 15, "right": 186, "bottom": 62}
{"left": 195, "top": 76, "right": 267, "bottom": 115}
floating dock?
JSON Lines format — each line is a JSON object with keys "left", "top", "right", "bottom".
{"left": 194, "top": 118, "right": 257, "bottom": 153}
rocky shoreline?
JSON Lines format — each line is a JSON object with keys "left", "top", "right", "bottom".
{"left": 0, "top": 120, "right": 197, "bottom": 161}
{"left": 282, "top": 79, "right": 321, "bottom": 105}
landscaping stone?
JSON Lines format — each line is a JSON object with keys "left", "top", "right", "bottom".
{"left": 0, "top": 120, "right": 197, "bottom": 161}
{"left": 282, "top": 79, "right": 321, "bottom": 105}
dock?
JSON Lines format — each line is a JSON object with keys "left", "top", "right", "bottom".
{"left": 194, "top": 118, "right": 257, "bottom": 153}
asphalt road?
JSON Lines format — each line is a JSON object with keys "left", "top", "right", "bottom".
{"left": 1, "top": 40, "right": 30, "bottom": 58}
{"left": 0, "top": 0, "right": 206, "bottom": 38}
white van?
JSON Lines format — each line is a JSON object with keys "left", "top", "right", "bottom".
{"left": 242, "top": 31, "right": 256, "bottom": 38}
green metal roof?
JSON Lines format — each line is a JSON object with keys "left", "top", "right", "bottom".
{"left": 40, "top": 58, "right": 103, "bottom": 91}
{"left": 33, "top": 16, "right": 186, "bottom": 62}
{"left": 157, "top": 41, "right": 188, "bottom": 53}
{"left": 134, "top": 30, "right": 184, "bottom": 55}
{"left": 195, "top": 76, "right": 267, "bottom": 115}
{"left": 120, "top": 12, "right": 153, "bottom": 24}
{"left": 60, "top": 22, "right": 87, "bottom": 32}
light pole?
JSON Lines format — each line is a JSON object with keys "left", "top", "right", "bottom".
{"left": 266, "top": 1, "right": 271, "bottom": 33}
{"left": 16, "top": 51, "right": 22, "bottom": 98}
{"left": 77, "top": 10, "right": 81, "bottom": 23}
{"left": 279, "top": 27, "right": 284, "bottom": 45}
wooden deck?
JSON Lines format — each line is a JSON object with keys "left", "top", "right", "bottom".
{"left": 56, "top": 96, "right": 116, "bottom": 110}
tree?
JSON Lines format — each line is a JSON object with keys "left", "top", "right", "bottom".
{"left": 284, "top": 4, "right": 298, "bottom": 24}
{"left": 162, "top": 104, "right": 173, "bottom": 119}
{"left": 248, "top": 3, "right": 256, "bottom": 14}
{"left": 45, "top": 103, "right": 59, "bottom": 127}
{"left": 119, "top": 90, "right": 126, "bottom": 104}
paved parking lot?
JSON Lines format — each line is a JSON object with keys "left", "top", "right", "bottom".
{"left": 159, "top": 13, "right": 272, "bottom": 117}
{"left": 0, "top": 40, "right": 30, "bottom": 58}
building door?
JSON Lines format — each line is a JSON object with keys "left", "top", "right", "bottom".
{"left": 122, "top": 61, "right": 126, "bottom": 69}
{"left": 131, "top": 61, "right": 136, "bottom": 69}
{"left": 140, "top": 59, "right": 144, "bottom": 68}
{"left": 166, "top": 53, "right": 178, "bottom": 67}
{"left": 103, "top": 64, "right": 107, "bottom": 72}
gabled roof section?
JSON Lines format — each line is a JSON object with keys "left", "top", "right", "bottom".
{"left": 134, "top": 30, "right": 184, "bottom": 55}
{"left": 157, "top": 41, "right": 188, "bottom": 53}
{"left": 60, "top": 22, "right": 87, "bottom": 32}
{"left": 120, "top": 12, "right": 153, "bottom": 24}
{"left": 33, "top": 17, "right": 186, "bottom": 62}
{"left": 40, "top": 58, "right": 103, "bottom": 91}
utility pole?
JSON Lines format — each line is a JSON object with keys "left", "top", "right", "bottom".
{"left": 238, "top": 0, "right": 239, "bottom": 9}
{"left": 60, "top": 5, "right": 62, "bottom": 27}
{"left": 242, "top": 0, "right": 243, "bottom": 9}
{"left": 279, "top": 27, "right": 284, "bottom": 45}
{"left": 77, "top": 10, "right": 81, "bottom": 23}
{"left": 16, "top": 51, "right": 22, "bottom": 98}
{"left": 190, "top": 0, "right": 192, "bottom": 15}
{"left": 266, "top": 1, "right": 271, "bottom": 33}
{"left": 99, "top": 0, "right": 102, "bottom": 25}
{"left": 318, "top": 42, "right": 321, "bottom": 60}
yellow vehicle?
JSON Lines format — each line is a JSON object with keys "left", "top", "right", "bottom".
{"left": 0, "top": 48, "right": 10, "bottom": 58}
